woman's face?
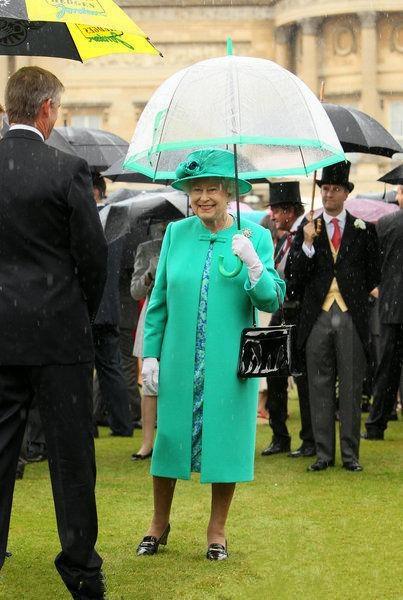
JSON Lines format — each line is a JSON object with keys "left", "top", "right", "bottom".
{"left": 189, "top": 178, "right": 231, "bottom": 226}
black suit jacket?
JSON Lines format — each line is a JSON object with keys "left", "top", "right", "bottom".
{"left": 285, "top": 211, "right": 380, "bottom": 350}
{"left": 0, "top": 129, "right": 107, "bottom": 365}
{"left": 376, "top": 209, "right": 403, "bottom": 324}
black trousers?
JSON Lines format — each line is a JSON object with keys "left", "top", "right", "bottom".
{"left": 266, "top": 373, "right": 314, "bottom": 446}
{"left": 119, "top": 327, "right": 141, "bottom": 422}
{"left": 366, "top": 323, "right": 403, "bottom": 434}
{"left": 0, "top": 363, "right": 102, "bottom": 592}
{"left": 265, "top": 307, "right": 314, "bottom": 447}
{"left": 93, "top": 324, "right": 133, "bottom": 436}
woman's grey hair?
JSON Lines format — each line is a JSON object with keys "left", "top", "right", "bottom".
{"left": 184, "top": 177, "right": 235, "bottom": 197}
{"left": 5, "top": 66, "right": 64, "bottom": 125}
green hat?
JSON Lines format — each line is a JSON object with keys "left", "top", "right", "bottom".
{"left": 171, "top": 148, "right": 252, "bottom": 195}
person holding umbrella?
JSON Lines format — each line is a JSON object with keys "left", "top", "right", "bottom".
{"left": 136, "top": 148, "right": 284, "bottom": 560}
{"left": 261, "top": 182, "right": 315, "bottom": 459}
{"left": 286, "top": 161, "right": 380, "bottom": 472}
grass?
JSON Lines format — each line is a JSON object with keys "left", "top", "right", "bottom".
{"left": 1, "top": 396, "right": 402, "bottom": 600}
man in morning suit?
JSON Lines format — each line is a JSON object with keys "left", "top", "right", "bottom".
{"left": 0, "top": 67, "right": 108, "bottom": 599}
{"left": 363, "top": 184, "right": 403, "bottom": 439}
{"left": 261, "top": 182, "right": 315, "bottom": 459}
{"left": 286, "top": 162, "right": 380, "bottom": 472}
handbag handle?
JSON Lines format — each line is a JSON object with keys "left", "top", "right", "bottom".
{"left": 252, "top": 284, "right": 285, "bottom": 327}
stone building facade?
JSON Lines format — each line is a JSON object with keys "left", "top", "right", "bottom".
{"left": 0, "top": 0, "right": 402, "bottom": 195}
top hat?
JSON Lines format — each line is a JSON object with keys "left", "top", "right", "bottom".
{"left": 171, "top": 148, "right": 252, "bottom": 195}
{"left": 316, "top": 161, "right": 354, "bottom": 193}
{"left": 268, "top": 181, "right": 302, "bottom": 207}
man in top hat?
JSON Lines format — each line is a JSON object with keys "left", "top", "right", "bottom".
{"left": 286, "top": 161, "right": 380, "bottom": 472}
{"left": 261, "top": 182, "right": 316, "bottom": 458}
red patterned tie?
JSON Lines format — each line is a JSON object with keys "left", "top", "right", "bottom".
{"left": 331, "top": 218, "right": 342, "bottom": 251}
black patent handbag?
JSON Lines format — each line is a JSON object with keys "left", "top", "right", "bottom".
{"left": 237, "top": 288, "right": 299, "bottom": 379}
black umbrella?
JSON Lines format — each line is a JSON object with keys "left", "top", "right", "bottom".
{"left": 47, "top": 127, "right": 128, "bottom": 171}
{"left": 100, "top": 190, "right": 189, "bottom": 243}
{"left": 102, "top": 156, "right": 165, "bottom": 184}
{"left": 322, "top": 103, "right": 402, "bottom": 157}
{"left": 0, "top": 3, "right": 159, "bottom": 62}
{"left": 378, "top": 164, "right": 403, "bottom": 185}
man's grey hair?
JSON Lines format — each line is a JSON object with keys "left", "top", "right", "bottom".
{"left": 5, "top": 66, "right": 64, "bottom": 125}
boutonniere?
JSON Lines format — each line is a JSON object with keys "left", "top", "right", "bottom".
{"left": 242, "top": 228, "right": 253, "bottom": 238}
{"left": 354, "top": 218, "right": 366, "bottom": 230}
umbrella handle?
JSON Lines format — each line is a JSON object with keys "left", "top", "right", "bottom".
{"left": 218, "top": 255, "right": 243, "bottom": 278}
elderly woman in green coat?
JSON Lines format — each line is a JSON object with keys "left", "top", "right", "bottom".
{"left": 137, "top": 148, "right": 285, "bottom": 560}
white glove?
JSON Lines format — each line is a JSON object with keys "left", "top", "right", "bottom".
{"left": 142, "top": 357, "right": 159, "bottom": 396}
{"left": 232, "top": 234, "right": 263, "bottom": 285}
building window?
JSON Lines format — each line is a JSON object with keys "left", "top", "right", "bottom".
{"left": 60, "top": 103, "right": 111, "bottom": 129}
{"left": 390, "top": 101, "right": 403, "bottom": 141}
{"left": 71, "top": 114, "right": 102, "bottom": 129}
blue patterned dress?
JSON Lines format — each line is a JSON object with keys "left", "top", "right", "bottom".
{"left": 191, "top": 242, "right": 214, "bottom": 472}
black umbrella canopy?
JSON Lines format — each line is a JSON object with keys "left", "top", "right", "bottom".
{"left": 47, "top": 127, "right": 128, "bottom": 170}
{"left": 102, "top": 156, "right": 164, "bottom": 184}
{"left": 378, "top": 164, "right": 403, "bottom": 185}
{"left": 323, "top": 103, "right": 402, "bottom": 157}
{"left": 0, "top": 19, "right": 82, "bottom": 61}
{"left": 100, "top": 190, "right": 189, "bottom": 243}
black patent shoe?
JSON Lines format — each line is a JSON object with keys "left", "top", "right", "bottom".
{"left": 71, "top": 569, "right": 107, "bottom": 599}
{"left": 307, "top": 459, "right": 334, "bottom": 472}
{"left": 261, "top": 440, "right": 291, "bottom": 456}
{"left": 131, "top": 449, "right": 153, "bottom": 461}
{"left": 136, "top": 524, "right": 170, "bottom": 556}
{"left": 343, "top": 461, "right": 363, "bottom": 472}
{"left": 206, "top": 541, "right": 228, "bottom": 561}
{"left": 288, "top": 445, "right": 316, "bottom": 458}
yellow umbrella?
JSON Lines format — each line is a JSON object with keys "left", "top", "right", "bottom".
{"left": 0, "top": 0, "right": 161, "bottom": 60}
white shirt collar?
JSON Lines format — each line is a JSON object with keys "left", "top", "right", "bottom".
{"left": 322, "top": 208, "right": 346, "bottom": 225}
{"left": 9, "top": 124, "right": 44, "bottom": 142}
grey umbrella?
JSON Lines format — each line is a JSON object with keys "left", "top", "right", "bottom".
{"left": 102, "top": 157, "right": 162, "bottom": 184}
{"left": 323, "top": 103, "right": 402, "bottom": 157}
{"left": 100, "top": 190, "right": 190, "bottom": 244}
{"left": 47, "top": 127, "right": 128, "bottom": 170}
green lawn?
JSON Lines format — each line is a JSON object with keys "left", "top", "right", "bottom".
{"left": 1, "top": 398, "right": 402, "bottom": 600}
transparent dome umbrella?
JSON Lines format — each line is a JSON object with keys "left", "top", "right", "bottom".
{"left": 124, "top": 45, "right": 345, "bottom": 276}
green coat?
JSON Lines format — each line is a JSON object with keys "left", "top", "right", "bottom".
{"left": 143, "top": 216, "right": 285, "bottom": 483}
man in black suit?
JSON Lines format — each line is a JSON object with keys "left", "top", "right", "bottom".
{"left": 0, "top": 67, "right": 108, "bottom": 599}
{"left": 261, "top": 182, "right": 315, "bottom": 459}
{"left": 286, "top": 162, "right": 380, "bottom": 472}
{"left": 92, "top": 173, "right": 133, "bottom": 438}
{"left": 363, "top": 184, "right": 403, "bottom": 439}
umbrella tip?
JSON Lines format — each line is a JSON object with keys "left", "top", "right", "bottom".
{"left": 226, "top": 37, "right": 233, "bottom": 56}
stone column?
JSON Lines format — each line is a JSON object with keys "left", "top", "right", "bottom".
{"left": 356, "top": 11, "right": 379, "bottom": 187}
{"left": 359, "top": 11, "right": 378, "bottom": 119}
{"left": 275, "top": 26, "right": 291, "bottom": 70}
{"left": 298, "top": 17, "right": 321, "bottom": 95}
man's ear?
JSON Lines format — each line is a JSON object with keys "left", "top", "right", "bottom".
{"left": 39, "top": 98, "right": 52, "bottom": 118}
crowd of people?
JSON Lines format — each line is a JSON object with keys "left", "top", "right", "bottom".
{"left": 0, "top": 66, "right": 402, "bottom": 598}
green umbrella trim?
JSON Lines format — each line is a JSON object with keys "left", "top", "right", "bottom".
{"left": 124, "top": 137, "right": 345, "bottom": 180}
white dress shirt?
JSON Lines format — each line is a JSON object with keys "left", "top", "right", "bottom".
{"left": 302, "top": 209, "right": 347, "bottom": 258}
{"left": 9, "top": 124, "right": 44, "bottom": 142}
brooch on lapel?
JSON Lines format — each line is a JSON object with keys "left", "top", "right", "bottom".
{"left": 242, "top": 228, "right": 253, "bottom": 238}
{"left": 354, "top": 218, "right": 366, "bottom": 230}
